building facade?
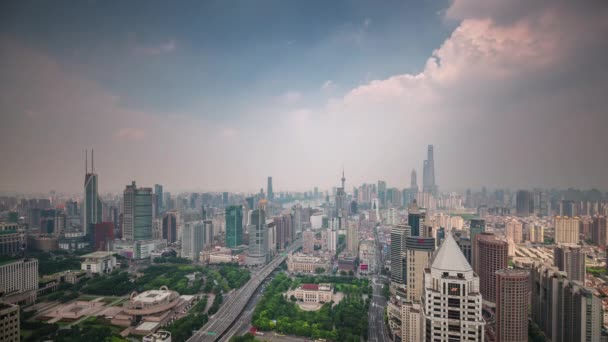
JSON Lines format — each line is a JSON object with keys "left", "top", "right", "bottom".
{"left": 475, "top": 232, "right": 508, "bottom": 305}
{"left": 495, "top": 269, "right": 529, "bottom": 342}
{"left": 225, "top": 205, "right": 243, "bottom": 248}
{"left": 554, "top": 243, "right": 586, "bottom": 283}
{"left": 405, "top": 237, "right": 435, "bottom": 303}
{"left": 0, "top": 302, "right": 19, "bottom": 342}
{"left": 123, "top": 181, "right": 153, "bottom": 241}
{"left": 554, "top": 216, "right": 580, "bottom": 244}
{"left": 0, "top": 259, "right": 38, "bottom": 305}
{"left": 390, "top": 224, "right": 410, "bottom": 285}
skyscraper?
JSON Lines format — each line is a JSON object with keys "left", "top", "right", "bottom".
{"left": 247, "top": 208, "right": 267, "bottom": 265}
{"left": 377, "top": 180, "right": 386, "bottom": 208}
{"left": 182, "top": 221, "right": 206, "bottom": 261}
{"left": 496, "top": 269, "right": 530, "bottom": 342}
{"left": 469, "top": 218, "right": 485, "bottom": 271}
{"left": 554, "top": 243, "right": 586, "bottom": 282}
{"left": 407, "top": 200, "right": 424, "bottom": 237}
{"left": 506, "top": 219, "right": 523, "bottom": 243}
{"left": 162, "top": 211, "right": 178, "bottom": 243}
{"left": 421, "top": 233, "right": 484, "bottom": 341}
{"left": 154, "top": 184, "right": 163, "bottom": 217}
{"left": 475, "top": 232, "right": 508, "bottom": 305}
{"left": 390, "top": 224, "right": 410, "bottom": 285}
{"left": 267, "top": 177, "right": 274, "bottom": 201}
{"left": 346, "top": 221, "right": 359, "bottom": 253}
{"left": 225, "top": 205, "right": 243, "bottom": 248}
{"left": 422, "top": 145, "right": 436, "bottom": 193}
{"left": 405, "top": 236, "right": 435, "bottom": 303}
{"left": 410, "top": 169, "right": 418, "bottom": 191}
{"left": 303, "top": 229, "right": 314, "bottom": 254}
{"left": 84, "top": 150, "right": 102, "bottom": 239}
{"left": 515, "top": 190, "right": 533, "bottom": 216}
{"left": 122, "top": 181, "right": 153, "bottom": 241}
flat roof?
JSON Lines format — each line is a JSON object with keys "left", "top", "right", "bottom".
{"left": 81, "top": 251, "right": 116, "bottom": 259}
{"left": 136, "top": 321, "right": 160, "bottom": 331}
{"left": 132, "top": 290, "right": 173, "bottom": 303}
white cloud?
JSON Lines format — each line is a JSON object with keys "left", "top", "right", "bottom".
{"left": 114, "top": 127, "right": 145, "bottom": 142}
{"left": 278, "top": 90, "right": 302, "bottom": 104}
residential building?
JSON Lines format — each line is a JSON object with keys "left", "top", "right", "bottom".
{"left": 495, "top": 269, "right": 529, "bottom": 342}
{"left": 181, "top": 221, "right": 207, "bottom": 262}
{"left": 506, "top": 219, "right": 523, "bottom": 243}
{"left": 475, "top": 232, "right": 508, "bottom": 305}
{"left": 554, "top": 243, "right": 586, "bottom": 282}
{"left": 554, "top": 216, "right": 580, "bottom": 244}
{"left": 0, "top": 259, "right": 38, "bottom": 305}
{"left": 405, "top": 237, "right": 435, "bottom": 303}
{"left": 0, "top": 302, "right": 19, "bottom": 342}
{"left": 303, "top": 229, "right": 314, "bottom": 254}
{"left": 390, "top": 224, "right": 410, "bottom": 285}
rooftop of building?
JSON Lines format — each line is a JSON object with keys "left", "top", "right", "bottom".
{"left": 299, "top": 283, "right": 332, "bottom": 291}
{"left": 130, "top": 288, "right": 177, "bottom": 304}
{"left": 81, "top": 251, "right": 116, "bottom": 260}
{"left": 431, "top": 233, "right": 473, "bottom": 273}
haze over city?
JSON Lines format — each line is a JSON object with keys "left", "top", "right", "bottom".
{"left": 2, "top": 0, "right": 607, "bottom": 194}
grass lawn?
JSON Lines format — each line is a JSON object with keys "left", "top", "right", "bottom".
{"left": 76, "top": 295, "right": 99, "bottom": 301}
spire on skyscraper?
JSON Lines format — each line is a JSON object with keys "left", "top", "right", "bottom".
{"left": 341, "top": 167, "right": 346, "bottom": 189}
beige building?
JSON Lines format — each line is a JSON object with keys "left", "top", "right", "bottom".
{"left": 81, "top": 251, "right": 117, "bottom": 274}
{"left": 405, "top": 237, "right": 435, "bottom": 303}
{"left": 555, "top": 216, "right": 580, "bottom": 244}
{"left": 528, "top": 225, "right": 544, "bottom": 243}
{"left": 287, "top": 253, "right": 329, "bottom": 273}
{"left": 401, "top": 302, "right": 421, "bottom": 342}
{"left": 293, "top": 283, "right": 333, "bottom": 303}
{"left": 0, "top": 302, "right": 19, "bottom": 342}
{"left": 506, "top": 219, "right": 523, "bottom": 243}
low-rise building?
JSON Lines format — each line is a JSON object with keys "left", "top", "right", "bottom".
{"left": 293, "top": 284, "right": 333, "bottom": 303}
{"left": 287, "top": 253, "right": 330, "bottom": 273}
{"left": 81, "top": 251, "right": 117, "bottom": 274}
{"left": 143, "top": 330, "right": 172, "bottom": 342}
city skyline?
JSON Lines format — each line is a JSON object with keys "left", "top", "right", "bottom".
{"left": 1, "top": 0, "right": 608, "bottom": 193}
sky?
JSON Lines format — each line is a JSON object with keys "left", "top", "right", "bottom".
{"left": 1, "top": 0, "right": 607, "bottom": 194}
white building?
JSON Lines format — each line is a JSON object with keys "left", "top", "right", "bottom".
{"left": 0, "top": 259, "right": 38, "bottom": 305}
{"left": 81, "top": 251, "right": 117, "bottom": 274}
{"left": 358, "top": 240, "right": 376, "bottom": 274}
{"left": 421, "top": 234, "right": 485, "bottom": 341}
{"left": 143, "top": 330, "right": 171, "bottom": 342}
{"left": 181, "top": 221, "right": 207, "bottom": 261}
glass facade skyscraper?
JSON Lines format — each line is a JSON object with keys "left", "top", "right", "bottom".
{"left": 225, "top": 205, "right": 243, "bottom": 248}
{"left": 122, "top": 181, "right": 153, "bottom": 241}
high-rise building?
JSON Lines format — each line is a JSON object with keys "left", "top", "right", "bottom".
{"left": 506, "top": 219, "right": 523, "bottom": 243}
{"left": 515, "top": 190, "right": 533, "bottom": 216}
{"left": 0, "top": 259, "right": 38, "bottom": 304}
{"left": 181, "top": 221, "right": 206, "bottom": 261}
{"left": 93, "top": 222, "right": 114, "bottom": 251}
{"left": 84, "top": 150, "right": 102, "bottom": 239}
{"left": 422, "top": 145, "right": 436, "bottom": 193}
{"left": 378, "top": 180, "right": 387, "bottom": 208}
{"left": 554, "top": 216, "right": 580, "bottom": 244}
{"left": 0, "top": 302, "right": 19, "bottom": 342}
{"left": 162, "top": 212, "right": 178, "bottom": 243}
{"left": 469, "top": 218, "right": 485, "bottom": 271}
{"left": 410, "top": 169, "right": 418, "bottom": 191}
{"left": 247, "top": 209, "right": 267, "bottom": 265}
{"left": 267, "top": 177, "right": 274, "bottom": 201}
{"left": 346, "top": 221, "right": 359, "bottom": 253}
{"left": 591, "top": 216, "right": 607, "bottom": 246}
{"left": 421, "top": 233, "right": 484, "bottom": 341}
{"left": 531, "top": 263, "right": 602, "bottom": 342}
{"left": 225, "top": 205, "right": 243, "bottom": 248}
{"left": 475, "top": 232, "right": 508, "bottom": 305}
{"left": 390, "top": 224, "right": 410, "bottom": 285}
{"left": 554, "top": 243, "right": 586, "bottom": 282}
{"left": 154, "top": 184, "right": 163, "bottom": 217}
{"left": 122, "top": 181, "right": 153, "bottom": 241}
{"left": 407, "top": 201, "right": 424, "bottom": 237}
{"left": 302, "top": 230, "right": 314, "bottom": 254}
{"left": 405, "top": 237, "right": 435, "bottom": 303}
{"left": 495, "top": 269, "right": 530, "bottom": 342}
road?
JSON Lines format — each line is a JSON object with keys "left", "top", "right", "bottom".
{"left": 368, "top": 225, "right": 389, "bottom": 342}
{"left": 188, "top": 240, "right": 302, "bottom": 342}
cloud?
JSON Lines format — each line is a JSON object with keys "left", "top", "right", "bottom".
{"left": 321, "top": 80, "right": 335, "bottom": 92}
{"left": 133, "top": 40, "right": 177, "bottom": 55}
{"left": 114, "top": 128, "right": 145, "bottom": 142}
{"left": 278, "top": 90, "right": 302, "bottom": 104}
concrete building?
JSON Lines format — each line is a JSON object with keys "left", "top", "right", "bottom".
{"left": 515, "top": 190, "right": 533, "bottom": 217}
{"left": 554, "top": 243, "right": 586, "bottom": 282}
{"left": 143, "top": 330, "right": 172, "bottom": 342}
{"left": 405, "top": 237, "right": 435, "bottom": 303}
{"left": 293, "top": 283, "right": 333, "bottom": 303}
{"left": 162, "top": 212, "right": 178, "bottom": 243}
{"left": 421, "top": 233, "right": 485, "bottom": 341}
{"left": 390, "top": 224, "right": 410, "bottom": 285}
{"left": 359, "top": 240, "right": 376, "bottom": 274}
{"left": 83, "top": 150, "right": 102, "bottom": 239}
{"left": 302, "top": 229, "right": 314, "bottom": 254}
{"left": 495, "top": 269, "right": 530, "bottom": 342}
{"left": 528, "top": 224, "right": 544, "bottom": 243}
{"left": 0, "top": 302, "right": 19, "bottom": 342}
{"left": 0, "top": 259, "right": 38, "bottom": 305}
{"left": 0, "top": 230, "right": 25, "bottom": 256}
{"left": 247, "top": 209, "right": 267, "bottom": 265}
{"left": 555, "top": 216, "right": 580, "bottom": 244}
{"left": 401, "top": 302, "right": 421, "bottom": 342}
{"left": 123, "top": 181, "right": 153, "bottom": 241}
{"left": 80, "top": 251, "right": 117, "bottom": 274}
{"left": 346, "top": 221, "right": 359, "bottom": 253}
{"left": 225, "top": 205, "right": 243, "bottom": 248}
{"left": 531, "top": 263, "right": 602, "bottom": 342}
{"left": 287, "top": 253, "right": 330, "bottom": 273}
{"left": 181, "top": 221, "right": 207, "bottom": 262}
{"left": 506, "top": 219, "right": 523, "bottom": 243}
{"left": 475, "top": 233, "right": 508, "bottom": 306}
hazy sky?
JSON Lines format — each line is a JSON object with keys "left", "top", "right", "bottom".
{"left": 1, "top": 0, "right": 607, "bottom": 194}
